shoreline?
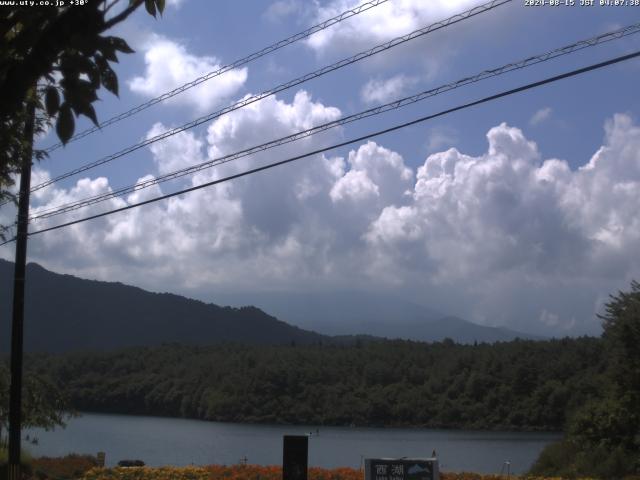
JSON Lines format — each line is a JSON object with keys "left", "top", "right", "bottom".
{"left": 71, "top": 410, "right": 564, "bottom": 435}
{"left": 24, "top": 412, "right": 559, "bottom": 474}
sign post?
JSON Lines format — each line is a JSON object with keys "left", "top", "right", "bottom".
{"left": 283, "top": 435, "right": 308, "bottom": 480}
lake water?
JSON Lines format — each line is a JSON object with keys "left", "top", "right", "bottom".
{"left": 25, "top": 413, "right": 560, "bottom": 474}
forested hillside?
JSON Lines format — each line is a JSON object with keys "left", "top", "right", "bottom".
{"left": 24, "top": 337, "right": 604, "bottom": 431}
{"left": 0, "top": 260, "right": 541, "bottom": 349}
{"left": 0, "top": 260, "right": 326, "bottom": 352}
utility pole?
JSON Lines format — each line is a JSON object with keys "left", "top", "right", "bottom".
{"left": 7, "top": 97, "right": 36, "bottom": 480}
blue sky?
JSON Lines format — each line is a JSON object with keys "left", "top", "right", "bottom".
{"left": 2, "top": 0, "right": 640, "bottom": 336}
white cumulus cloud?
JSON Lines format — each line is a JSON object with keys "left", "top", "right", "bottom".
{"left": 264, "top": 0, "right": 302, "bottom": 22}
{"left": 6, "top": 104, "right": 640, "bottom": 337}
{"left": 364, "top": 115, "right": 640, "bottom": 332}
{"left": 331, "top": 141, "right": 413, "bottom": 206}
{"left": 307, "top": 0, "right": 480, "bottom": 54}
{"left": 360, "top": 75, "right": 417, "bottom": 105}
{"left": 128, "top": 35, "right": 247, "bottom": 113}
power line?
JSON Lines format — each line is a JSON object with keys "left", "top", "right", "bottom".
{"left": 27, "top": 0, "right": 511, "bottom": 194}
{"left": 41, "top": 0, "right": 391, "bottom": 153}
{"left": 10, "top": 49, "right": 637, "bottom": 241}
{"left": 26, "top": 22, "right": 640, "bottom": 222}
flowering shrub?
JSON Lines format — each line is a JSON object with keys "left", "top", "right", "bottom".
{"left": 27, "top": 454, "right": 97, "bottom": 479}
{"left": 81, "top": 466, "right": 207, "bottom": 480}
{"left": 80, "top": 465, "right": 363, "bottom": 480}
{"left": 77, "top": 465, "right": 619, "bottom": 480}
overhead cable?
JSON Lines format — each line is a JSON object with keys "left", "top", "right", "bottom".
{"left": 42, "top": 0, "right": 392, "bottom": 153}
{"left": 10, "top": 49, "right": 637, "bottom": 241}
{"left": 27, "top": 22, "right": 640, "bottom": 221}
{"left": 28, "top": 0, "right": 511, "bottom": 194}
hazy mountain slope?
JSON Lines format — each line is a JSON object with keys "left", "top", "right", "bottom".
{"left": 214, "top": 290, "right": 443, "bottom": 331}
{"left": 215, "top": 291, "right": 542, "bottom": 343}
{"left": 312, "top": 316, "right": 542, "bottom": 343}
{"left": 423, "top": 316, "right": 543, "bottom": 343}
{"left": 0, "top": 260, "right": 540, "bottom": 352}
{"left": 0, "top": 260, "right": 326, "bottom": 353}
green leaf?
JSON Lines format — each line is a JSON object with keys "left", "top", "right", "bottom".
{"left": 56, "top": 104, "right": 75, "bottom": 144}
{"left": 60, "top": 53, "right": 95, "bottom": 78}
{"left": 75, "top": 31, "right": 100, "bottom": 56}
{"left": 44, "top": 87, "right": 60, "bottom": 117}
{"left": 75, "top": 79, "right": 99, "bottom": 103}
{"left": 145, "top": 0, "right": 157, "bottom": 17}
{"left": 100, "top": 43, "right": 118, "bottom": 63}
{"left": 94, "top": 53, "right": 108, "bottom": 72}
{"left": 100, "top": 64, "right": 119, "bottom": 96}
{"left": 86, "top": 61, "right": 101, "bottom": 89}
{"left": 155, "top": 0, "right": 166, "bottom": 14}
{"left": 80, "top": 103, "right": 99, "bottom": 127}
{"left": 107, "top": 36, "right": 135, "bottom": 54}
{"left": 61, "top": 78, "right": 99, "bottom": 120}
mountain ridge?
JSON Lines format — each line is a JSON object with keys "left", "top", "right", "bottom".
{"left": 0, "top": 259, "right": 541, "bottom": 352}
{"left": 215, "top": 290, "right": 543, "bottom": 343}
{"left": 0, "top": 259, "right": 327, "bottom": 352}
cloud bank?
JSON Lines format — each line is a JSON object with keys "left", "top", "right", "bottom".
{"left": 8, "top": 86, "right": 640, "bottom": 336}
{"left": 306, "top": 0, "right": 480, "bottom": 54}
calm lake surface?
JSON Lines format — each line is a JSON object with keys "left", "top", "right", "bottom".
{"left": 25, "top": 413, "right": 560, "bottom": 474}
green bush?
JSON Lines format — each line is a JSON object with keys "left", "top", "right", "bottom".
{"left": 0, "top": 446, "right": 33, "bottom": 479}
{"left": 529, "top": 438, "right": 639, "bottom": 478}
{"left": 529, "top": 439, "right": 580, "bottom": 478}
{"left": 0, "top": 446, "right": 33, "bottom": 465}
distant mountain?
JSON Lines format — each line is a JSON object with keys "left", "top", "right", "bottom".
{"left": 213, "top": 290, "right": 443, "bottom": 330}
{"left": 0, "top": 259, "right": 327, "bottom": 353}
{"left": 416, "top": 315, "right": 543, "bottom": 343}
{"left": 215, "top": 291, "right": 542, "bottom": 343}
{"left": 0, "top": 260, "right": 541, "bottom": 353}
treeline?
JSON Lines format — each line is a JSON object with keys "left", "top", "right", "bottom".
{"left": 24, "top": 336, "right": 604, "bottom": 431}
{"left": 529, "top": 281, "right": 640, "bottom": 478}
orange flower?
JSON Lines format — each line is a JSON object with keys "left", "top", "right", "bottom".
{"left": 76, "top": 464, "right": 615, "bottom": 480}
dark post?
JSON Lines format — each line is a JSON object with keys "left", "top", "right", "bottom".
{"left": 282, "top": 435, "right": 308, "bottom": 480}
{"left": 8, "top": 99, "right": 36, "bottom": 480}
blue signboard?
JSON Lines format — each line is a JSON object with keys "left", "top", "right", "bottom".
{"left": 365, "top": 458, "right": 439, "bottom": 480}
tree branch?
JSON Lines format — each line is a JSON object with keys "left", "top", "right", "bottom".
{"left": 102, "top": 0, "right": 143, "bottom": 31}
{"left": 104, "top": 0, "right": 122, "bottom": 14}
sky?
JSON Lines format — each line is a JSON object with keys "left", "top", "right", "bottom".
{"left": 2, "top": 0, "right": 640, "bottom": 337}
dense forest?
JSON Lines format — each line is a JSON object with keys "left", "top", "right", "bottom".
{"left": 3, "top": 279, "right": 639, "bottom": 477}
{"left": 22, "top": 336, "right": 605, "bottom": 431}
